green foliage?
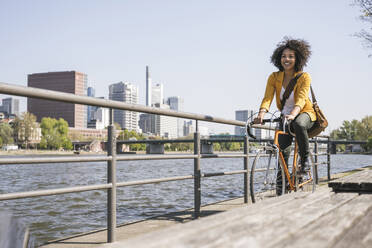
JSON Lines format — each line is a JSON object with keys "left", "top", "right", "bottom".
{"left": 213, "top": 143, "right": 221, "bottom": 151}
{"left": 114, "top": 122, "right": 122, "bottom": 131}
{"left": 40, "top": 117, "right": 72, "bottom": 150}
{"left": 13, "top": 112, "right": 37, "bottom": 148}
{"left": 0, "top": 123, "right": 14, "bottom": 146}
{"left": 330, "top": 115, "right": 372, "bottom": 141}
{"left": 118, "top": 129, "right": 146, "bottom": 151}
{"left": 366, "top": 136, "right": 372, "bottom": 151}
{"left": 330, "top": 115, "right": 372, "bottom": 152}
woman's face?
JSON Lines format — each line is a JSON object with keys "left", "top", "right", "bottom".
{"left": 281, "top": 48, "right": 296, "bottom": 71}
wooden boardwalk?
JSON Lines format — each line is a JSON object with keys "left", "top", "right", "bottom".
{"left": 41, "top": 167, "right": 372, "bottom": 248}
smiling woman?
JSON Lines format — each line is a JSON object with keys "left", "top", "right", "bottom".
{"left": 254, "top": 37, "right": 316, "bottom": 177}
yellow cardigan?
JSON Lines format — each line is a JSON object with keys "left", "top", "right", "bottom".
{"left": 259, "top": 71, "right": 316, "bottom": 121}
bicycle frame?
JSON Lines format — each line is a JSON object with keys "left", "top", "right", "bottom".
{"left": 273, "top": 130, "right": 313, "bottom": 191}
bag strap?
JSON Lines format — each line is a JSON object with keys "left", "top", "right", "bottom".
{"left": 280, "top": 73, "right": 303, "bottom": 109}
{"left": 310, "top": 86, "right": 317, "bottom": 104}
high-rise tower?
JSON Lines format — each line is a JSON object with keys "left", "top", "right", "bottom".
{"left": 146, "top": 66, "right": 152, "bottom": 107}
{"left": 109, "top": 81, "right": 139, "bottom": 131}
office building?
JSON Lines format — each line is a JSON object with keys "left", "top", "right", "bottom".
{"left": 139, "top": 113, "right": 154, "bottom": 134}
{"left": 87, "top": 87, "right": 97, "bottom": 124}
{"left": 166, "top": 96, "right": 184, "bottom": 137}
{"left": 152, "top": 103, "right": 178, "bottom": 138}
{"left": 27, "top": 71, "right": 87, "bottom": 128}
{"left": 88, "top": 107, "right": 110, "bottom": 130}
{"left": 235, "top": 110, "right": 253, "bottom": 136}
{"left": 0, "top": 97, "right": 19, "bottom": 116}
{"left": 152, "top": 83, "right": 164, "bottom": 105}
{"left": 109, "top": 81, "right": 139, "bottom": 131}
{"left": 183, "top": 120, "right": 195, "bottom": 137}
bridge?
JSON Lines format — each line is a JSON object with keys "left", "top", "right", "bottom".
{"left": 72, "top": 137, "right": 367, "bottom": 155}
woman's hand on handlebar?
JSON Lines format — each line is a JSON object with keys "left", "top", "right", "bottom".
{"left": 253, "top": 111, "right": 265, "bottom": 124}
{"left": 284, "top": 114, "right": 296, "bottom": 121}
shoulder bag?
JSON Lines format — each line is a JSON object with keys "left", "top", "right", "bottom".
{"left": 308, "top": 86, "right": 328, "bottom": 138}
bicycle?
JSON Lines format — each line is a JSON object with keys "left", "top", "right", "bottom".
{"left": 247, "top": 117, "right": 316, "bottom": 203}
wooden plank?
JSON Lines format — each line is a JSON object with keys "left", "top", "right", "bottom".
{"left": 332, "top": 206, "right": 372, "bottom": 248}
{"left": 274, "top": 194, "right": 372, "bottom": 248}
{"left": 328, "top": 169, "right": 372, "bottom": 193}
{"left": 102, "top": 187, "right": 367, "bottom": 248}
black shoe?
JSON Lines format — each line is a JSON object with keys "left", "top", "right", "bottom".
{"left": 299, "top": 158, "right": 310, "bottom": 174}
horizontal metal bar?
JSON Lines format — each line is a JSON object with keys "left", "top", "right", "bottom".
{"left": 315, "top": 153, "right": 330, "bottom": 156}
{"left": 0, "top": 156, "right": 112, "bottom": 165}
{"left": 253, "top": 168, "right": 276, "bottom": 172}
{"left": 117, "top": 175, "right": 194, "bottom": 187}
{"left": 0, "top": 184, "right": 112, "bottom": 201}
{"left": 201, "top": 154, "right": 247, "bottom": 158}
{"left": 0, "top": 82, "right": 245, "bottom": 126}
{"left": 116, "top": 154, "right": 197, "bottom": 161}
{"left": 202, "top": 170, "right": 247, "bottom": 177}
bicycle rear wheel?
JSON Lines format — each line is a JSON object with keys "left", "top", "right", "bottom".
{"left": 250, "top": 151, "right": 285, "bottom": 203}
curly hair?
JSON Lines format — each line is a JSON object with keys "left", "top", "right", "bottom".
{"left": 271, "top": 37, "right": 312, "bottom": 72}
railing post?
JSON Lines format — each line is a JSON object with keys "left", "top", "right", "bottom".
{"left": 314, "top": 137, "right": 319, "bottom": 184}
{"left": 194, "top": 120, "right": 201, "bottom": 218}
{"left": 327, "top": 137, "right": 331, "bottom": 181}
{"left": 244, "top": 135, "right": 249, "bottom": 203}
{"left": 107, "top": 108, "right": 117, "bottom": 242}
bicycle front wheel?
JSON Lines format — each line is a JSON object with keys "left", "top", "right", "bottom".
{"left": 250, "top": 151, "right": 285, "bottom": 203}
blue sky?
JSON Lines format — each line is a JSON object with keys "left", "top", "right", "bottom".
{"left": 1, "top": 0, "right": 371, "bottom": 134}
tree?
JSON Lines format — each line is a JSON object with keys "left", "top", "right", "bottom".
{"left": 354, "top": 0, "right": 372, "bottom": 56}
{"left": 13, "top": 112, "right": 37, "bottom": 148}
{"left": 118, "top": 129, "right": 146, "bottom": 151}
{"left": 366, "top": 136, "right": 372, "bottom": 151}
{"left": 338, "top": 120, "right": 360, "bottom": 140}
{"left": 0, "top": 123, "right": 14, "bottom": 146}
{"left": 40, "top": 117, "right": 72, "bottom": 150}
{"left": 357, "top": 115, "right": 372, "bottom": 139}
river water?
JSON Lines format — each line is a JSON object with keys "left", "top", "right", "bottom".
{"left": 0, "top": 154, "right": 371, "bottom": 246}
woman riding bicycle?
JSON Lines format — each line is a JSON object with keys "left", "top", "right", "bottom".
{"left": 253, "top": 37, "right": 316, "bottom": 175}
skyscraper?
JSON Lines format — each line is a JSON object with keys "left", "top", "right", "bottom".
{"left": 235, "top": 110, "right": 254, "bottom": 136}
{"left": 146, "top": 66, "right": 152, "bottom": 107}
{"left": 152, "top": 103, "right": 178, "bottom": 138}
{"left": 166, "top": 96, "right": 184, "bottom": 137}
{"left": 109, "top": 81, "right": 139, "bottom": 131}
{"left": 152, "top": 83, "right": 164, "bottom": 105}
{"left": 27, "top": 71, "right": 87, "bottom": 128}
{"left": 0, "top": 97, "right": 19, "bottom": 116}
{"left": 87, "top": 86, "right": 96, "bottom": 124}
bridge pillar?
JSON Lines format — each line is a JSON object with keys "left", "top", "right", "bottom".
{"left": 146, "top": 143, "right": 164, "bottom": 154}
{"left": 330, "top": 143, "right": 337, "bottom": 154}
{"left": 201, "top": 142, "right": 213, "bottom": 154}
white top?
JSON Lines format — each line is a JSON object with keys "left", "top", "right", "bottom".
{"left": 280, "top": 87, "right": 295, "bottom": 116}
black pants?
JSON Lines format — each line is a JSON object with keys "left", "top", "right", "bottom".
{"left": 276, "top": 113, "right": 314, "bottom": 195}
{"left": 279, "top": 113, "right": 314, "bottom": 165}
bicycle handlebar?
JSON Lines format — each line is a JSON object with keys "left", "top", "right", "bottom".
{"left": 246, "top": 117, "right": 282, "bottom": 139}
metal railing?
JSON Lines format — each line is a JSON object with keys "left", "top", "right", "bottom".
{"left": 0, "top": 82, "right": 331, "bottom": 243}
